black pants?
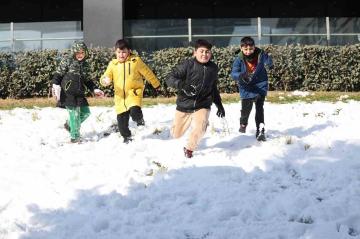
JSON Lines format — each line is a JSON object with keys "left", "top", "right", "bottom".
{"left": 240, "top": 95, "right": 265, "bottom": 129}
{"left": 117, "top": 106, "right": 144, "bottom": 138}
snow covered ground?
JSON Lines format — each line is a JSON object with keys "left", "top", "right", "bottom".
{"left": 1, "top": 97, "right": 360, "bottom": 239}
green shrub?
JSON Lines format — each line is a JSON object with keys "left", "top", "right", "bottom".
{"left": 1, "top": 44, "right": 359, "bottom": 99}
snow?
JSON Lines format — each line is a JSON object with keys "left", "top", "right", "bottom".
{"left": 289, "top": 90, "right": 312, "bottom": 97}
{"left": 1, "top": 100, "right": 360, "bottom": 239}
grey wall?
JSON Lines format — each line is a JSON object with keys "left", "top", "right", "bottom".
{"left": 83, "top": 0, "right": 123, "bottom": 48}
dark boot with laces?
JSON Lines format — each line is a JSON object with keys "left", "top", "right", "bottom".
{"left": 256, "top": 124, "right": 266, "bottom": 141}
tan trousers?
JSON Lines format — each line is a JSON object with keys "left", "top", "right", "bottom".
{"left": 170, "top": 108, "right": 210, "bottom": 151}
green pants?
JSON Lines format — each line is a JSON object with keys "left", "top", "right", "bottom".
{"left": 66, "top": 106, "right": 91, "bottom": 139}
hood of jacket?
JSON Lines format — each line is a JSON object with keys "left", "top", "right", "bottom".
{"left": 71, "top": 41, "right": 89, "bottom": 61}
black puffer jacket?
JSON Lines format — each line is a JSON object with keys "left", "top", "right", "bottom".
{"left": 166, "top": 58, "right": 222, "bottom": 113}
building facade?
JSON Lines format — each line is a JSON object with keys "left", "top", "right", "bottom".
{"left": 0, "top": 0, "right": 359, "bottom": 52}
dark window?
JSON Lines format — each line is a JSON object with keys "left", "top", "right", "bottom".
{"left": 0, "top": 0, "right": 82, "bottom": 23}
{"left": 124, "top": 0, "right": 360, "bottom": 19}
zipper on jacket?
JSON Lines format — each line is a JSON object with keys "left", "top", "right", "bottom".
{"left": 193, "top": 65, "right": 206, "bottom": 111}
{"left": 123, "top": 63, "right": 127, "bottom": 110}
{"left": 128, "top": 63, "right": 131, "bottom": 75}
{"left": 79, "top": 64, "right": 82, "bottom": 92}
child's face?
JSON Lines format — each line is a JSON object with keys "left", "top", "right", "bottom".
{"left": 115, "top": 48, "right": 130, "bottom": 63}
{"left": 241, "top": 45, "right": 255, "bottom": 56}
{"left": 194, "top": 47, "right": 212, "bottom": 64}
{"left": 75, "top": 49, "right": 85, "bottom": 61}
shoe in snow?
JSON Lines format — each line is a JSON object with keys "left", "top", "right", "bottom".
{"left": 183, "top": 147, "right": 193, "bottom": 158}
{"left": 70, "top": 138, "right": 81, "bottom": 143}
{"left": 239, "top": 124, "right": 247, "bottom": 133}
{"left": 123, "top": 136, "right": 133, "bottom": 144}
{"left": 136, "top": 118, "right": 145, "bottom": 126}
{"left": 256, "top": 124, "right": 266, "bottom": 141}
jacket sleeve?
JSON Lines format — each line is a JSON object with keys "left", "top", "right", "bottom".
{"left": 84, "top": 76, "right": 96, "bottom": 92}
{"left": 137, "top": 58, "right": 160, "bottom": 88}
{"left": 211, "top": 67, "right": 223, "bottom": 107}
{"left": 100, "top": 62, "right": 113, "bottom": 86}
{"left": 230, "top": 57, "right": 247, "bottom": 82}
{"left": 263, "top": 53, "right": 274, "bottom": 69}
{"left": 166, "top": 60, "right": 188, "bottom": 89}
{"left": 83, "top": 62, "right": 96, "bottom": 92}
{"left": 52, "top": 58, "right": 69, "bottom": 85}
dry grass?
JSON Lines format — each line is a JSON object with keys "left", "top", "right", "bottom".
{"left": 0, "top": 91, "right": 359, "bottom": 110}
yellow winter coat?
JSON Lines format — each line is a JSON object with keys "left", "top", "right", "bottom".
{"left": 100, "top": 54, "right": 160, "bottom": 114}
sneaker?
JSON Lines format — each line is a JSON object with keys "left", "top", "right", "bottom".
{"left": 123, "top": 136, "right": 133, "bottom": 144}
{"left": 136, "top": 118, "right": 145, "bottom": 126}
{"left": 239, "top": 124, "right": 247, "bottom": 133}
{"left": 183, "top": 147, "right": 193, "bottom": 158}
{"left": 70, "top": 138, "right": 81, "bottom": 143}
{"left": 64, "top": 122, "right": 70, "bottom": 132}
{"left": 256, "top": 125, "right": 266, "bottom": 141}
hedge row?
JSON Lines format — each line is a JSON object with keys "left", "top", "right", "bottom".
{"left": 0, "top": 44, "right": 360, "bottom": 99}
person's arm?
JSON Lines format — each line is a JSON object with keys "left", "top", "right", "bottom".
{"left": 212, "top": 71, "right": 225, "bottom": 118}
{"left": 52, "top": 58, "right": 69, "bottom": 85}
{"left": 100, "top": 62, "right": 113, "bottom": 86}
{"left": 230, "top": 57, "right": 248, "bottom": 82}
{"left": 166, "top": 60, "right": 188, "bottom": 90}
{"left": 80, "top": 62, "right": 104, "bottom": 97}
{"left": 137, "top": 57, "right": 160, "bottom": 89}
{"left": 51, "top": 58, "right": 69, "bottom": 100}
{"left": 263, "top": 52, "right": 274, "bottom": 70}
{"left": 84, "top": 77, "right": 96, "bottom": 92}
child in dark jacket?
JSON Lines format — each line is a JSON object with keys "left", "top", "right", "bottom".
{"left": 231, "top": 36, "right": 273, "bottom": 141}
{"left": 52, "top": 41, "right": 104, "bottom": 143}
{"left": 166, "top": 39, "right": 225, "bottom": 158}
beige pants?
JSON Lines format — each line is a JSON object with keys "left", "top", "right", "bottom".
{"left": 170, "top": 108, "right": 210, "bottom": 151}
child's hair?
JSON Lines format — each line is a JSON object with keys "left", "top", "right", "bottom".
{"left": 194, "top": 39, "right": 212, "bottom": 50}
{"left": 115, "top": 39, "right": 131, "bottom": 50}
{"left": 240, "top": 36, "right": 255, "bottom": 47}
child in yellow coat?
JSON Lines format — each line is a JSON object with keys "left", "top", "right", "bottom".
{"left": 100, "top": 39, "right": 160, "bottom": 143}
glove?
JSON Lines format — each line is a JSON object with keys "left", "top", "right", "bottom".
{"left": 101, "top": 76, "right": 111, "bottom": 86}
{"left": 154, "top": 86, "right": 161, "bottom": 97}
{"left": 216, "top": 104, "right": 225, "bottom": 118}
{"left": 181, "top": 84, "right": 197, "bottom": 97}
{"left": 94, "top": 89, "right": 104, "bottom": 97}
{"left": 52, "top": 84, "right": 61, "bottom": 101}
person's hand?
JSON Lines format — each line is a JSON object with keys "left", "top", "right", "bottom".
{"left": 101, "top": 76, "right": 111, "bottom": 86}
{"left": 154, "top": 86, "right": 161, "bottom": 97}
{"left": 182, "top": 84, "right": 197, "bottom": 97}
{"left": 94, "top": 89, "right": 104, "bottom": 97}
{"left": 216, "top": 104, "right": 225, "bottom": 118}
{"left": 52, "top": 84, "right": 61, "bottom": 101}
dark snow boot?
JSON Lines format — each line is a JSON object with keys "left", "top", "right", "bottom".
{"left": 256, "top": 124, "right": 266, "bottom": 141}
{"left": 136, "top": 118, "right": 145, "bottom": 126}
{"left": 239, "top": 124, "right": 247, "bottom": 133}
{"left": 70, "top": 138, "right": 82, "bottom": 143}
{"left": 123, "top": 136, "right": 133, "bottom": 144}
